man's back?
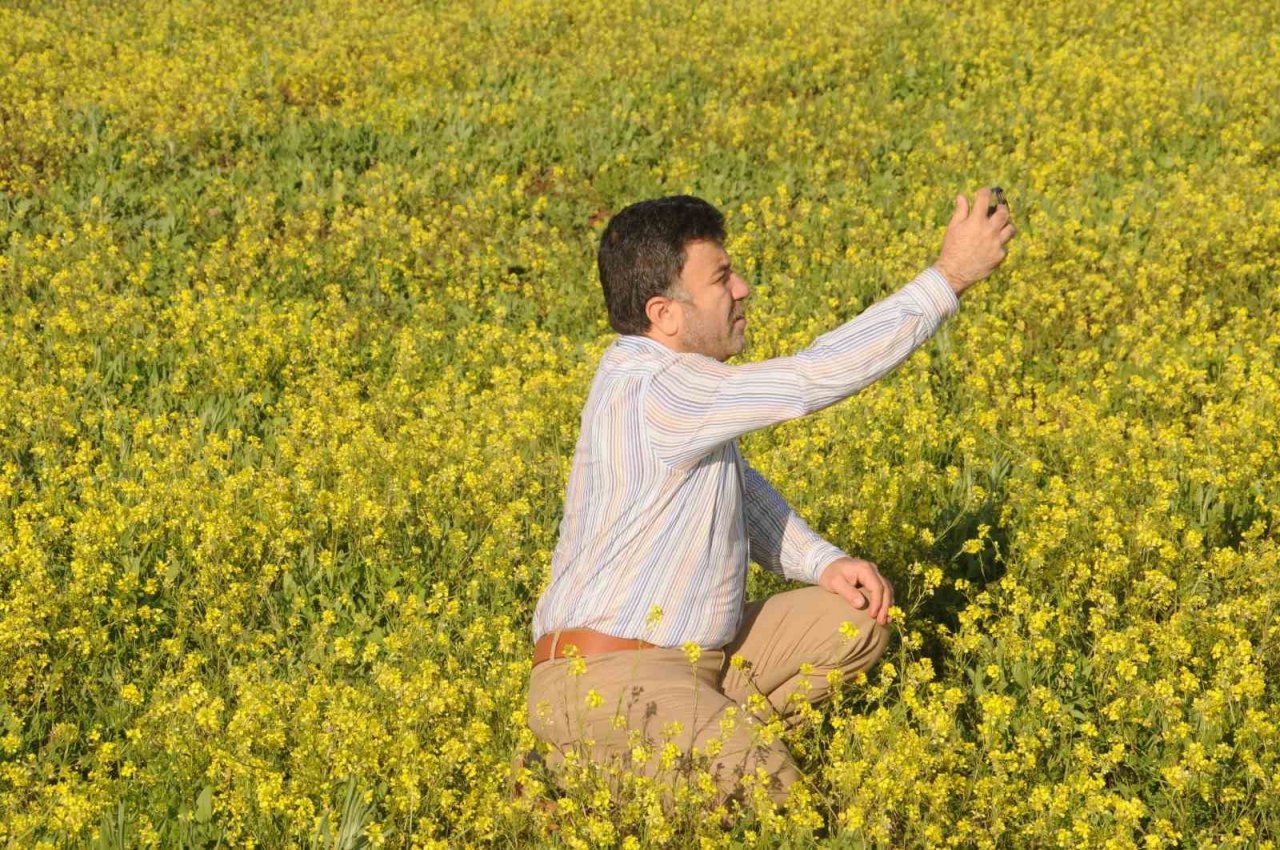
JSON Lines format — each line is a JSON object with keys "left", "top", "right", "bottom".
{"left": 531, "top": 334, "right": 751, "bottom": 648}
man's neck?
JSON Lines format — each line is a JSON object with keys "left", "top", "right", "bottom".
{"left": 641, "top": 330, "right": 685, "bottom": 353}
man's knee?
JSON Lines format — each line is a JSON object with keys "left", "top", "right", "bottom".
{"left": 807, "top": 587, "right": 890, "bottom": 674}
{"left": 837, "top": 614, "right": 890, "bottom": 674}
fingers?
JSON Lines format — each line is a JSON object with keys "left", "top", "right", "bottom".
{"left": 880, "top": 577, "right": 895, "bottom": 623}
{"left": 833, "top": 574, "right": 869, "bottom": 610}
{"left": 987, "top": 202, "right": 1010, "bottom": 228}
{"left": 852, "top": 564, "right": 884, "bottom": 624}
{"left": 951, "top": 193, "right": 969, "bottom": 222}
{"left": 827, "top": 559, "right": 896, "bottom": 624}
{"left": 974, "top": 186, "right": 992, "bottom": 215}
{"left": 850, "top": 560, "right": 892, "bottom": 624}
{"left": 869, "top": 576, "right": 892, "bottom": 624}
{"left": 1000, "top": 221, "right": 1016, "bottom": 242}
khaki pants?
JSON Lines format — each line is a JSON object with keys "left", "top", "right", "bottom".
{"left": 524, "top": 586, "right": 889, "bottom": 808}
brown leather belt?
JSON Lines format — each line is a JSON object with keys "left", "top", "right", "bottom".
{"left": 533, "top": 628, "right": 658, "bottom": 666}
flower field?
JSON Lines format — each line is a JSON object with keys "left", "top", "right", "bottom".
{"left": 2, "top": 0, "right": 1279, "bottom": 845}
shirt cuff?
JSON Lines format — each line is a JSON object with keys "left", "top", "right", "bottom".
{"left": 800, "top": 540, "right": 852, "bottom": 585}
{"left": 912, "top": 265, "right": 961, "bottom": 319}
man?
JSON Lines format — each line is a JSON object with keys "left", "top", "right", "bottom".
{"left": 522, "top": 189, "right": 1014, "bottom": 808}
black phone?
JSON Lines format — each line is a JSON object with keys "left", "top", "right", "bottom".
{"left": 986, "top": 187, "right": 1007, "bottom": 216}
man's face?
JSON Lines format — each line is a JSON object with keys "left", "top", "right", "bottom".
{"left": 650, "top": 239, "right": 751, "bottom": 361}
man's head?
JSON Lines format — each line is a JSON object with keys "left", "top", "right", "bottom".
{"left": 598, "top": 195, "right": 751, "bottom": 361}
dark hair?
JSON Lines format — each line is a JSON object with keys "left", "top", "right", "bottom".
{"left": 597, "top": 195, "right": 726, "bottom": 335}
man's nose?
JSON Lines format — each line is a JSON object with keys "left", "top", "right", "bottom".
{"left": 731, "top": 273, "right": 750, "bottom": 300}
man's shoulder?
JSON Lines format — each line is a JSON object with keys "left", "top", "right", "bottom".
{"left": 578, "top": 338, "right": 672, "bottom": 424}
{"left": 598, "top": 335, "right": 676, "bottom": 378}
{"left": 613, "top": 333, "right": 676, "bottom": 358}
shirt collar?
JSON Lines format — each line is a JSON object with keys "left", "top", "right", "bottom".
{"left": 614, "top": 334, "right": 678, "bottom": 357}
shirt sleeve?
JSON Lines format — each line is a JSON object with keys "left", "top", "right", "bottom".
{"left": 642, "top": 265, "right": 959, "bottom": 469}
{"left": 741, "top": 456, "right": 851, "bottom": 584}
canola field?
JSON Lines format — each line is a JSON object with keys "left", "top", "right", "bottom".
{"left": 2, "top": 0, "right": 1279, "bottom": 846}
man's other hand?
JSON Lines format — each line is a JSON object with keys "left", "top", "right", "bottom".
{"left": 818, "top": 557, "right": 894, "bottom": 625}
{"left": 933, "top": 187, "right": 1017, "bottom": 297}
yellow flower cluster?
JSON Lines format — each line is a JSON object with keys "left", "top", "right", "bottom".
{"left": 2, "top": 0, "right": 1278, "bottom": 845}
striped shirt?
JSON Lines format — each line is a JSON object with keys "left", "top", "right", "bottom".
{"left": 531, "top": 266, "right": 960, "bottom": 649}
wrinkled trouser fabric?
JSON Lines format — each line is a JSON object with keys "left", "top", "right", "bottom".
{"left": 524, "top": 586, "right": 890, "bottom": 807}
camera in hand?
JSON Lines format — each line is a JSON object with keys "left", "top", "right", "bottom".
{"left": 986, "top": 187, "right": 1007, "bottom": 217}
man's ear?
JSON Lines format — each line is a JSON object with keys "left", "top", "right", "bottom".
{"left": 645, "top": 294, "right": 680, "bottom": 337}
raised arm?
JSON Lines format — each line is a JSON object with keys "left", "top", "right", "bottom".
{"left": 643, "top": 266, "right": 958, "bottom": 469}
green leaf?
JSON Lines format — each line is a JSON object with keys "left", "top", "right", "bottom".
{"left": 195, "top": 785, "right": 213, "bottom": 824}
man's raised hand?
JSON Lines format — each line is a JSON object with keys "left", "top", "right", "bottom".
{"left": 933, "top": 187, "right": 1017, "bottom": 297}
{"left": 818, "top": 557, "right": 895, "bottom": 626}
